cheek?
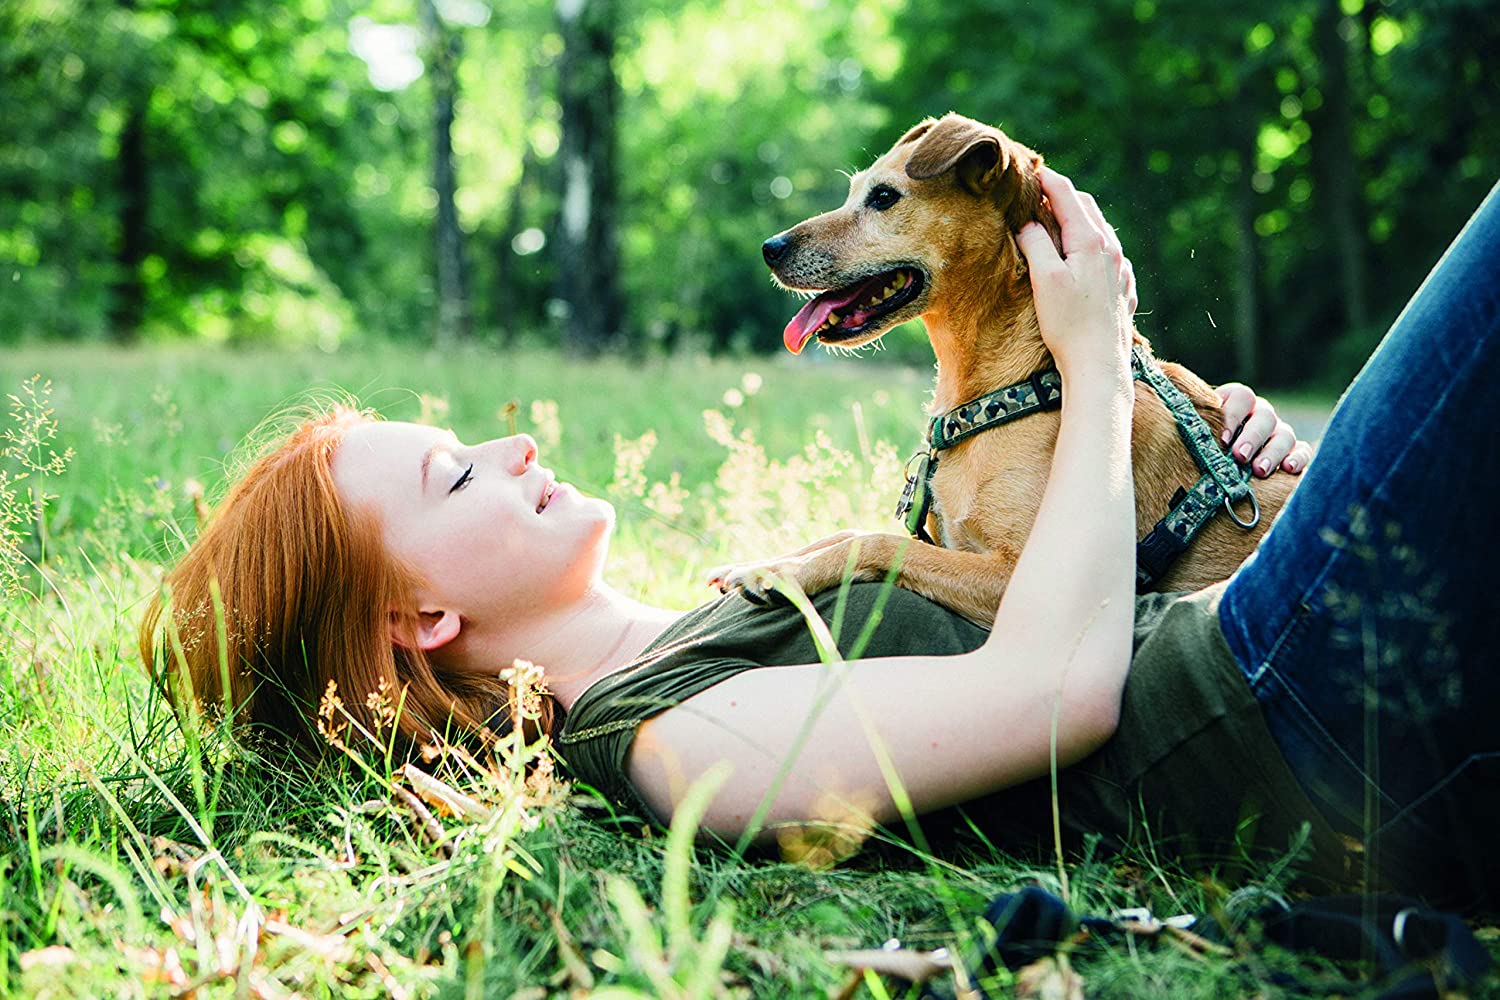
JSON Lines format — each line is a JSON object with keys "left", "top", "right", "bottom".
{"left": 409, "top": 503, "right": 526, "bottom": 577}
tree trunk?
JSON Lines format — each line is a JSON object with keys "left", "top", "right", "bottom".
{"left": 1312, "top": 0, "right": 1368, "bottom": 337}
{"left": 494, "top": 63, "right": 547, "bottom": 342}
{"left": 109, "top": 0, "right": 147, "bottom": 342}
{"left": 553, "top": 0, "right": 622, "bottom": 353}
{"left": 1230, "top": 157, "right": 1261, "bottom": 383}
{"left": 421, "top": 0, "right": 470, "bottom": 344}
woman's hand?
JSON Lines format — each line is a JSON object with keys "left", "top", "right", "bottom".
{"left": 1216, "top": 384, "right": 1316, "bottom": 477}
{"left": 1021, "top": 167, "right": 1311, "bottom": 479}
{"left": 1016, "top": 167, "right": 1135, "bottom": 384}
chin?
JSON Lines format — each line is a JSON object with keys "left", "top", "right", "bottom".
{"left": 576, "top": 494, "right": 615, "bottom": 536}
{"left": 580, "top": 498, "right": 615, "bottom": 570}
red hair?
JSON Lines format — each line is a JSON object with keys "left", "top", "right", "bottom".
{"left": 139, "top": 403, "right": 557, "bottom": 758}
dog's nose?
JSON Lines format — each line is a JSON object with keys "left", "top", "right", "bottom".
{"left": 762, "top": 233, "right": 793, "bottom": 267}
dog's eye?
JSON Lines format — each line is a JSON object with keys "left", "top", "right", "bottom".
{"left": 866, "top": 184, "right": 902, "bottom": 211}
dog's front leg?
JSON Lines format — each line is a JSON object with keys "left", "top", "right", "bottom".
{"left": 704, "top": 530, "right": 869, "bottom": 593}
{"left": 715, "top": 533, "right": 1017, "bottom": 629}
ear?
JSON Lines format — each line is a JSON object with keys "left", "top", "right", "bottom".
{"left": 894, "top": 116, "right": 939, "bottom": 147}
{"left": 904, "top": 114, "right": 1013, "bottom": 197}
{"left": 395, "top": 608, "right": 462, "bottom": 653}
{"left": 1010, "top": 154, "right": 1063, "bottom": 249}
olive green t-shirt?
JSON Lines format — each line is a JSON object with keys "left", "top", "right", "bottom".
{"left": 557, "top": 581, "right": 1348, "bottom": 881}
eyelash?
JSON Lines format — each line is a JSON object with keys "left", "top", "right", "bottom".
{"left": 450, "top": 463, "right": 474, "bottom": 494}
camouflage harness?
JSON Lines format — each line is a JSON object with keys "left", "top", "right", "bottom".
{"left": 894, "top": 344, "right": 1261, "bottom": 591}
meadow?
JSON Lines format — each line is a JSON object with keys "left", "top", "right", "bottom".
{"left": 0, "top": 343, "right": 1487, "bottom": 998}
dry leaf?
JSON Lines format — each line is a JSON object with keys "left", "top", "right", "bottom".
{"left": 1015, "top": 956, "right": 1084, "bottom": 1000}
{"left": 19, "top": 946, "right": 76, "bottom": 971}
{"left": 400, "top": 763, "right": 492, "bottom": 821}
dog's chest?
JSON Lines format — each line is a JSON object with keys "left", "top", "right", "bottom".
{"left": 928, "top": 445, "right": 1047, "bottom": 554}
{"left": 924, "top": 425, "right": 1056, "bottom": 554}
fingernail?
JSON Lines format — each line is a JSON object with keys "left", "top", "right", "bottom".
{"left": 1285, "top": 459, "right": 1299, "bottom": 473}
{"left": 1255, "top": 459, "right": 1270, "bottom": 476}
{"left": 1221, "top": 428, "right": 1232, "bottom": 445}
{"left": 1236, "top": 443, "right": 1251, "bottom": 460}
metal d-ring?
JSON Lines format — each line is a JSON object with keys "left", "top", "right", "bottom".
{"left": 1223, "top": 488, "right": 1261, "bottom": 530}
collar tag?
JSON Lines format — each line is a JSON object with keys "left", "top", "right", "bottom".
{"left": 895, "top": 450, "right": 933, "bottom": 534}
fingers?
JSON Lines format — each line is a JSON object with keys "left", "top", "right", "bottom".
{"left": 1229, "top": 401, "right": 1277, "bottom": 467}
{"left": 1219, "top": 385, "right": 1313, "bottom": 476}
{"left": 1283, "top": 440, "right": 1314, "bottom": 475}
{"left": 1216, "top": 383, "right": 1255, "bottom": 446}
{"left": 1250, "top": 420, "right": 1298, "bottom": 477}
{"left": 1016, "top": 221, "right": 1063, "bottom": 274}
{"left": 1043, "top": 167, "right": 1135, "bottom": 312}
{"left": 1039, "top": 167, "right": 1107, "bottom": 256}
{"left": 1076, "top": 189, "right": 1118, "bottom": 254}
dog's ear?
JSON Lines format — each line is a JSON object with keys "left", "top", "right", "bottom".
{"left": 895, "top": 117, "right": 940, "bottom": 148}
{"left": 904, "top": 114, "right": 1013, "bottom": 198}
{"left": 1008, "top": 148, "right": 1061, "bottom": 242}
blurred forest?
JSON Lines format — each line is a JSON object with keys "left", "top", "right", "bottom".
{"left": 2, "top": 0, "right": 1496, "bottom": 384}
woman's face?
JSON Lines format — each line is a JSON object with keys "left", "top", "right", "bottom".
{"left": 332, "top": 421, "right": 614, "bottom": 631}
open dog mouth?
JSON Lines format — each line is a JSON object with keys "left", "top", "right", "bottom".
{"left": 782, "top": 267, "right": 927, "bottom": 354}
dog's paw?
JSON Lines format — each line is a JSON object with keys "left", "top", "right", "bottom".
{"left": 710, "top": 563, "right": 792, "bottom": 605}
{"left": 704, "top": 563, "right": 749, "bottom": 593}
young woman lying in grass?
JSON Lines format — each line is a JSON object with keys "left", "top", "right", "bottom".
{"left": 143, "top": 170, "right": 1500, "bottom": 911}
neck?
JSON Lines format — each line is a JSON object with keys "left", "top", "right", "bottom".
{"left": 457, "top": 583, "right": 682, "bottom": 712}
{"left": 921, "top": 264, "right": 1053, "bottom": 415}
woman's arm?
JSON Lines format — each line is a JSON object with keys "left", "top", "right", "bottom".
{"left": 630, "top": 171, "right": 1140, "bottom": 838}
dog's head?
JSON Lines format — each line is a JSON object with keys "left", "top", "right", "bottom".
{"left": 766, "top": 113, "right": 1057, "bottom": 354}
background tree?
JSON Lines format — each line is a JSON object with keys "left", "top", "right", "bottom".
{"left": 420, "top": 0, "right": 472, "bottom": 344}
{"left": 110, "top": 0, "right": 153, "bottom": 342}
{"left": 1, "top": 0, "right": 1495, "bottom": 388}
{"left": 553, "top": 0, "right": 623, "bottom": 353}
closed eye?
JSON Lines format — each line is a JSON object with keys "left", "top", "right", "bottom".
{"left": 866, "top": 184, "right": 902, "bottom": 211}
{"left": 450, "top": 463, "right": 474, "bottom": 494}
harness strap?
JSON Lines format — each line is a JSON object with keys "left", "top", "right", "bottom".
{"left": 895, "top": 345, "right": 1260, "bottom": 589}
{"left": 1128, "top": 344, "right": 1259, "bottom": 591}
{"left": 894, "top": 370, "right": 1063, "bottom": 541}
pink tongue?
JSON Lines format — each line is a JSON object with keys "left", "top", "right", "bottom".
{"left": 782, "top": 277, "right": 883, "bottom": 355}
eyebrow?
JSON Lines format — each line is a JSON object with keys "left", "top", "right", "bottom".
{"left": 419, "top": 433, "right": 461, "bottom": 491}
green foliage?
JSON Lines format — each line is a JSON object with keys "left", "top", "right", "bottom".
{"left": 5, "top": 0, "right": 1496, "bottom": 384}
{"left": 0, "top": 378, "right": 74, "bottom": 599}
{"left": 877, "top": 0, "right": 1500, "bottom": 384}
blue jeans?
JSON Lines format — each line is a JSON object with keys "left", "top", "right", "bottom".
{"left": 1219, "top": 180, "right": 1500, "bottom": 906}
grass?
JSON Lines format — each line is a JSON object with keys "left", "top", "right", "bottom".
{"left": 0, "top": 342, "right": 1492, "bottom": 998}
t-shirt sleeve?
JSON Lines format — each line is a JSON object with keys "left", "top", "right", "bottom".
{"left": 557, "top": 656, "right": 759, "bottom": 822}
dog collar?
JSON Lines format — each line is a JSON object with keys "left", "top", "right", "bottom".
{"left": 895, "top": 370, "right": 1063, "bottom": 543}
{"left": 895, "top": 345, "right": 1260, "bottom": 590}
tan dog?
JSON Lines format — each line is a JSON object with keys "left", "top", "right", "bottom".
{"left": 710, "top": 113, "right": 1297, "bottom": 626}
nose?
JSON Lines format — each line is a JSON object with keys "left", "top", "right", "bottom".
{"left": 762, "top": 232, "right": 794, "bottom": 267}
{"left": 503, "top": 434, "right": 537, "bottom": 475}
